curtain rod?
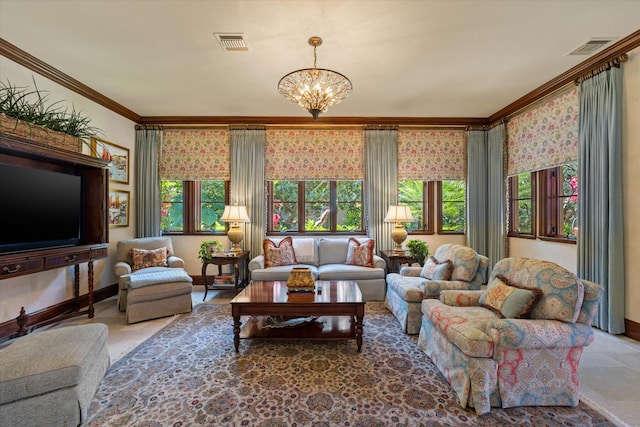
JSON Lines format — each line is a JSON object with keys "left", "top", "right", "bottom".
{"left": 574, "top": 53, "right": 628, "bottom": 85}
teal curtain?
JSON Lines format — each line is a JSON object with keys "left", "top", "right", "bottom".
{"left": 230, "top": 127, "right": 265, "bottom": 262}
{"left": 467, "top": 127, "right": 505, "bottom": 270}
{"left": 487, "top": 124, "right": 506, "bottom": 268}
{"left": 467, "top": 131, "right": 487, "bottom": 255}
{"left": 135, "top": 126, "right": 162, "bottom": 237}
{"left": 364, "top": 128, "right": 398, "bottom": 254}
{"left": 577, "top": 67, "right": 624, "bottom": 334}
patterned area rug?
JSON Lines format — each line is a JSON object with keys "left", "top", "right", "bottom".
{"left": 88, "top": 302, "right": 615, "bottom": 427}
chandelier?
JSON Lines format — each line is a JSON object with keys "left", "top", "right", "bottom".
{"left": 278, "top": 36, "right": 352, "bottom": 121}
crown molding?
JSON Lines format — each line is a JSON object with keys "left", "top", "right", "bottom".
{"left": 0, "top": 38, "right": 141, "bottom": 123}
{"left": 488, "top": 29, "right": 640, "bottom": 124}
{"left": 3, "top": 28, "right": 639, "bottom": 128}
{"left": 136, "top": 115, "right": 488, "bottom": 127}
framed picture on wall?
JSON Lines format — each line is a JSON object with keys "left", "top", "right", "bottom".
{"left": 108, "top": 189, "right": 129, "bottom": 227}
{"left": 91, "top": 137, "right": 130, "bottom": 184}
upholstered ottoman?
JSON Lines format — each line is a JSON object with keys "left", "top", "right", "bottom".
{"left": 120, "top": 268, "right": 193, "bottom": 323}
{"left": 0, "top": 323, "right": 110, "bottom": 427}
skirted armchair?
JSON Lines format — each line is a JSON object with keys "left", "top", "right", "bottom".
{"left": 385, "top": 244, "right": 489, "bottom": 333}
{"left": 417, "top": 257, "right": 603, "bottom": 414}
{"left": 115, "top": 237, "right": 193, "bottom": 323}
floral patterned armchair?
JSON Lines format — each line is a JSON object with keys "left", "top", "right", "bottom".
{"left": 417, "top": 257, "right": 603, "bottom": 414}
{"left": 385, "top": 244, "right": 489, "bottom": 333}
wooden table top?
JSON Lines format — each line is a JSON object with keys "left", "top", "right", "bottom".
{"left": 230, "top": 280, "right": 363, "bottom": 304}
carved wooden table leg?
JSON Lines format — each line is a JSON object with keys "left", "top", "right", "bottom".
{"left": 88, "top": 260, "right": 95, "bottom": 318}
{"left": 233, "top": 314, "right": 241, "bottom": 352}
{"left": 73, "top": 264, "right": 81, "bottom": 311}
{"left": 355, "top": 313, "right": 364, "bottom": 352}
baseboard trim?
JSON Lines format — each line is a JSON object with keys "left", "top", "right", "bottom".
{"left": 0, "top": 283, "right": 118, "bottom": 340}
{"left": 625, "top": 318, "right": 640, "bottom": 342}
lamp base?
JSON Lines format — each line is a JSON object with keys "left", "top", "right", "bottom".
{"left": 391, "top": 224, "right": 408, "bottom": 254}
{"left": 227, "top": 223, "right": 244, "bottom": 253}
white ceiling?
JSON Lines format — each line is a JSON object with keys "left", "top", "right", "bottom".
{"left": 0, "top": 0, "right": 638, "bottom": 120}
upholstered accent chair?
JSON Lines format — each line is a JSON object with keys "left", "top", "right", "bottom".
{"left": 384, "top": 244, "right": 489, "bottom": 333}
{"left": 115, "top": 237, "right": 193, "bottom": 323}
{"left": 417, "top": 257, "right": 603, "bottom": 414}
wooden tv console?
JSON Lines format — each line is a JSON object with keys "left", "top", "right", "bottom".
{"left": 0, "top": 133, "right": 110, "bottom": 338}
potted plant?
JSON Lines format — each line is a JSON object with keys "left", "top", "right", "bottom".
{"left": 406, "top": 239, "right": 429, "bottom": 265}
{"left": 0, "top": 78, "right": 101, "bottom": 153}
{"left": 198, "top": 240, "right": 224, "bottom": 261}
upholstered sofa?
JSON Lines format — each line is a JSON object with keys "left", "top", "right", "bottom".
{"left": 249, "top": 237, "right": 386, "bottom": 301}
{"left": 385, "top": 244, "right": 489, "bottom": 334}
{"left": 417, "top": 257, "right": 603, "bottom": 415}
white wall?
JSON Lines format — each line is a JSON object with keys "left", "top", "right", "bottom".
{"left": 0, "top": 58, "right": 136, "bottom": 324}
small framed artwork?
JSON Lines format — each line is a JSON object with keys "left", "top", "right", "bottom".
{"left": 108, "top": 189, "right": 129, "bottom": 227}
{"left": 91, "top": 137, "right": 130, "bottom": 184}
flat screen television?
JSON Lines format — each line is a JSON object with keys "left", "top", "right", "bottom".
{"left": 0, "top": 163, "right": 83, "bottom": 254}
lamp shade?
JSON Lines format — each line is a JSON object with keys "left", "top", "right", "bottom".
{"left": 384, "top": 205, "right": 414, "bottom": 223}
{"left": 220, "top": 205, "right": 250, "bottom": 223}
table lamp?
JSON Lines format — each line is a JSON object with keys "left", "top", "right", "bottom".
{"left": 220, "top": 205, "right": 251, "bottom": 252}
{"left": 384, "top": 205, "right": 414, "bottom": 254}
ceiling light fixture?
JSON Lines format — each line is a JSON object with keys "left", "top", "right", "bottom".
{"left": 278, "top": 36, "right": 352, "bottom": 121}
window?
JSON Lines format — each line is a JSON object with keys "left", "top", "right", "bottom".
{"left": 508, "top": 172, "right": 536, "bottom": 237}
{"left": 268, "top": 180, "right": 363, "bottom": 233}
{"left": 438, "top": 180, "right": 466, "bottom": 234}
{"left": 161, "top": 180, "right": 229, "bottom": 234}
{"left": 539, "top": 162, "right": 578, "bottom": 241}
{"left": 398, "top": 180, "right": 434, "bottom": 233}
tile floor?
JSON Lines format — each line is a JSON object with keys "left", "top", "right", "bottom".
{"left": 57, "top": 286, "right": 639, "bottom": 427}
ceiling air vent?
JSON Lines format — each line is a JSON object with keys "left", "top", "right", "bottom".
{"left": 214, "top": 33, "right": 249, "bottom": 52}
{"left": 567, "top": 38, "right": 616, "bottom": 56}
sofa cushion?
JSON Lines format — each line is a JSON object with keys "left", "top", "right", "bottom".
{"left": 491, "top": 257, "right": 584, "bottom": 323}
{"left": 291, "top": 238, "right": 318, "bottom": 265}
{"left": 345, "top": 238, "right": 375, "bottom": 267}
{"left": 434, "top": 244, "right": 480, "bottom": 282}
{"left": 318, "top": 263, "right": 385, "bottom": 281}
{"left": 421, "top": 256, "right": 452, "bottom": 280}
{"left": 251, "top": 264, "right": 319, "bottom": 282}
{"left": 264, "top": 236, "right": 297, "bottom": 268}
{"left": 386, "top": 273, "right": 424, "bottom": 302}
{"left": 479, "top": 275, "right": 541, "bottom": 319}
{"left": 131, "top": 247, "right": 168, "bottom": 271}
{"left": 318, "top": 238, "right": 350, "bottom": 265}
{"left": 422, "top": 299, "right": 496, "bottom": 358}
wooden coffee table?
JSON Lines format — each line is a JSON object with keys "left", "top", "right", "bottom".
{"left": 230, "top": 280, "right": 365, "bottom": 352}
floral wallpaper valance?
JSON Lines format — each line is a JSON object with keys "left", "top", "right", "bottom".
{"left": 265, "top": 129, "right": 364, "bottom": 180}
{"left": 397, "top": 129, "right": 466, "bottom": 180}
{"left": 161, "top": 129, "right": 230, "bottom": 180}
{"left": 507, "top": 87, "right": 579, "bottom": 176}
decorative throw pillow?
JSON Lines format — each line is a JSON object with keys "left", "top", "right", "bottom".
{"left": 131, "top": 247, "right": 168, "bottom": 271}
{"left": 345, "top": 238, "right": 375, "bottom": 267}
{"left": 263, "top": 237, "right": 298, "bottom": 268}
{"left": 420, "top": 256, "right": 453, "bottom": 280}
{"left": 478, "top": 275, "right": 542, "bottom": 319}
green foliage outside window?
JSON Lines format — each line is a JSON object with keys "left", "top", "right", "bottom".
{"left": 272, "top": 180, "right": 299, "bottom": 231}
{"left": 200, "top": 180, "right": 226, "bottom": 232}
{"left": 271, "top": 180, "right": 362, "bottom": 232}
{"left": 441, "top": 180, "right": 466, "bottom": 232}
{"left": 399, "top": 180, "right": 424, "bottom": 232}
{"left": 161, "top": 180, "right": 183, "bottom": 232}
{"left": 336, "top": 181, "right": 362, "bottom": 231}
{"left": 305, "top": 180, "right": 330, "bottom": 231}
{"left": 514, "top": 173, "right": 533, "bottom": 234}
{"left": 562, "top": 163, "right": 578, "bottom": 237}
